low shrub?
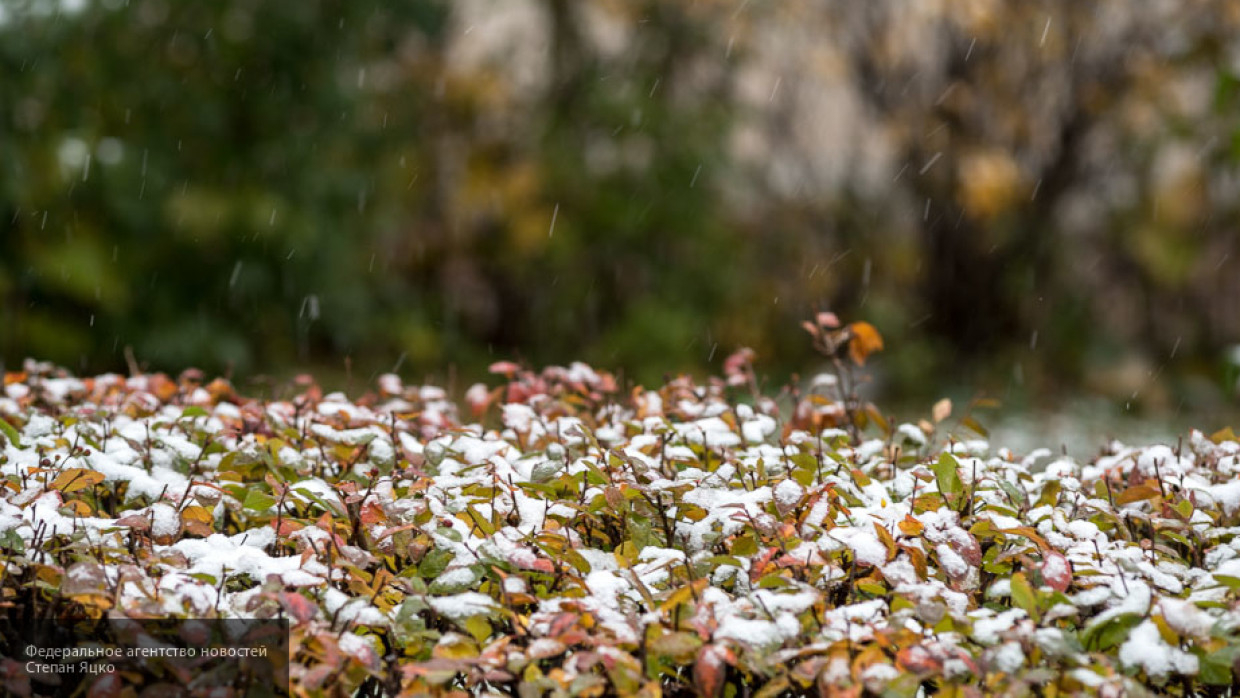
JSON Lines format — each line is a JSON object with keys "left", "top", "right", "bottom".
{"left": 0, "top": 321, "right": 1238, "bottom": 697}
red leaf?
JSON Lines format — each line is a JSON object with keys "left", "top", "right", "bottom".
{"left": 488, "top": 361, "right": 521, "bottom": 376}
{"left": 693, "top": 643, "right": 730, "bottom": 698}
{"left": 465, "top": 383, "right": 492, "bottom": 417}
{"left": 816, "top": 311, "right": 841, "bottom": 328}
{"left": 280, "top": 591, "right": 319, "bottom": 624}
{"left": 1, "top": 658, "right": 31, "bottom": 697}
{"left": 1040, "top": 550, "right": 1073, "bottom": 592}
{"left": 896, "top": 645, "right": 940, "bottom": 674}
{"left": 86, "top": 672, "right": 122, "bottom": 698}
{"left": 957, "top": 531, "right": 982, "bottom": 567}
{"left": 723, "top": 348, "right": 755, "bottom": 376}
{"left": 547, "top": 612, "right": 579, "bottom": 638}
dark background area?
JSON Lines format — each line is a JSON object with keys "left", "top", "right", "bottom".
{"left": 2, "top": 0, "right": 1239, "bottom": 424}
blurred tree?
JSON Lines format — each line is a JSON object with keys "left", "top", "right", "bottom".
{"left": 1, "top": 0, "right": 1238, "bottom": 411}
{"left": 0, "top": 0, "right": 451, "bottom": 376}
{"left": 728, "top": 2, "right": 1240, "bottom": 405}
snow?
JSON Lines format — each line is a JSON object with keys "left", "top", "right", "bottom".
{"left": 774, "top": 478, "right": 804, "bottom": 511}
{"left": 970, "top": 609, "right": 1026, "bottom": 645}
{"left": 898, "top": 423, "right": 928, "bottom": 446}
{"left": 428, "top": 592, "right": 497, "bottom": 620}
{"left": 1118, "top": 619, "right": 1199, "bottom": 678}
{"left": 714, "top": 616, "right": 783, "bottom": 647}
{"left": 828, "top": 526, "right": 888, "bottom": 566}
{"left": 989, "top": 641, "right": 1026, "bottom": 674}
{"left": 163, "top": 529, "right": 326, "bottom": 588}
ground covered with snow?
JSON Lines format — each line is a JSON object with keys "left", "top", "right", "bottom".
{"left": 2, "top": 358, "right": 1240, "bottom": 697}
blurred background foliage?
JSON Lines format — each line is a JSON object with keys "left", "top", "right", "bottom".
{"left": 2, "top": 0, "right": 1239, "bottom": 422}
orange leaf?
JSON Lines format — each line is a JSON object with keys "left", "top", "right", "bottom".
{"left": 51, "top": 468, "right": 106, "bottom": 494}
{"left": 1115, "top": 484, "right": 1162, "bottom": 505}
{"left": 897, "top": 515, "right": 924, "bottom": 537}
{"left": 359, "top": 500, "right": 387, "bottom": 527}
{"left": 847, "top": 322, "right": 884, "bottom": 366}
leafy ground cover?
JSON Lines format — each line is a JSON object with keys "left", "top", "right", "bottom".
{"left": 1, "top": 320, "right": 1239, "bottom": 697}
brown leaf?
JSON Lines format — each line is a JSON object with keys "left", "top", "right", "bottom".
{"left": 183, "top": 520, "right": 212, "bottom": 537}
{"left": 115, "top": 514, "right": 150, "bottom": 531}
{"left": 932, "top": 398, "right": 952, "bottom": 424}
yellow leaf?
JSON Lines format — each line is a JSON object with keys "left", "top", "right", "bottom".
{"left": 932, "top": 398, "right": 952, "bottom": 424}
{"left": 847, "top": 322, "right": 884, "bottom": 366}
{"left": 659, "top": 579, "right": 707, "bottom": 615}
{"left": 432, "top": 633, "right": 479, "bottom": 660}
{"left": 51, "top": 468, "right": 106, "bottom": 494}
{"left": 180, "top": 505, "right": 214, "bottom": 524}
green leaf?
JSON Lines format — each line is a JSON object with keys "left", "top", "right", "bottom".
{"left": 1081, "top": 613, "right": 1142, "bottom": 651}
{"left": 732, "top": 535, "right": 758, "bottom": 557}
{"left": 857, "top": 580, "right": 887, "bottom": 596}
{"left": 292, "top": 486, "right": 342, "bottom": 516}
{"left": 0, "top": 418, "right": 22, "bottom": 450}
{"left": 0, "top": 528, "right": 25, "bottom": 553}
{"left": 462, "top": 615, "right": 491, "bottom": 644}
{"left": 242, "top": 489, "right": 277, "bottom": 512}
{"left": 1009, "top": 572, "right": 1039, "bottom": 621}
{"left": 419, "top": 549, "right": 454, "bottom": 578}
{"left": 563, "top": 548, "right": 592, "bottom": 575}
{"left": 998, "top": 479, "right": 1026, "bottom": 506}
{"left": 1203, "top": 645, "right": 1240, "bottom": 686}
{"left": 465, "top": 507, "right": 495, "bottom": 536}
{"left": 650, "top": 631, "right": 702, "bottom": 662}
{"left": 181, "top": 406, "right": 210, "bottom": 419}
{"left": 932, "top": 453, "right": 963, "bottom": 496}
